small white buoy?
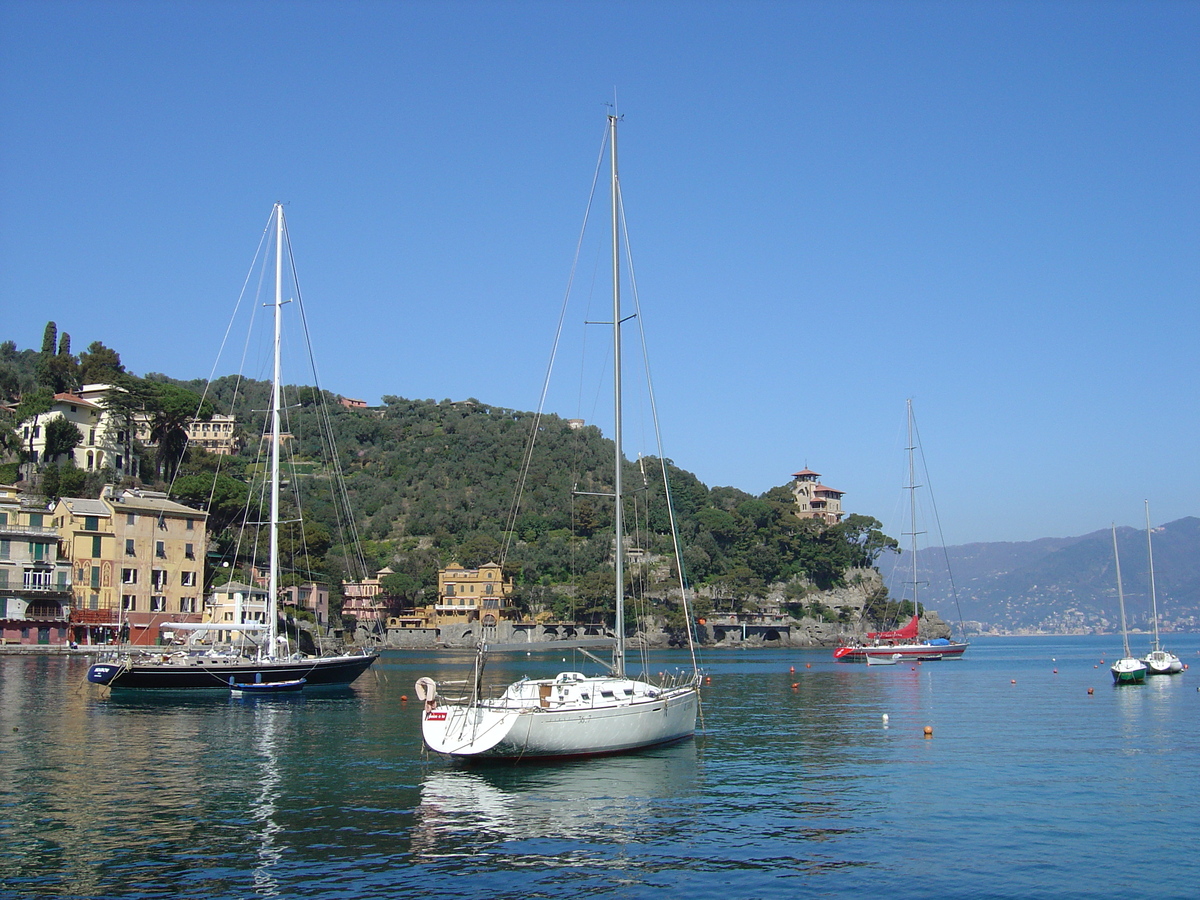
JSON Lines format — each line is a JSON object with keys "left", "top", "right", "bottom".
{"left": 882, "top": 713, "right": 889, "bottom": 724}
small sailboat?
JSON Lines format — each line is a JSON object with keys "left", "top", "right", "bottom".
{"left": 418, "top": 114, "right": 701, "bottom": 759}
{"left": 834, "top": 400, "right": 968, "bottom": 663}
{"left": 1110, "top": 523, "right": 1147, "bottom": 685}
{"left": 1141, "top": 502, "right": 1182, "bottom": 675}
{"left": 88, "top": 205, "right": 378, "bottom": 690}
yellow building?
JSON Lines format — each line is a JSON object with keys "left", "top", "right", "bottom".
{"left": 55, "top": 486, "right": 207, "bottom": 646}
{"left": 436, "top": 561, "right": 514, "bottom": 625}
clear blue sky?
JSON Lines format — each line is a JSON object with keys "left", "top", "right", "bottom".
{"left": 2, "top": 1, "right": 1197, "bottom": 545}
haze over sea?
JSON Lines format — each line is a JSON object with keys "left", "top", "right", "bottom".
{"left": 2, "top": 635, "right": 1197, "bottom": 899}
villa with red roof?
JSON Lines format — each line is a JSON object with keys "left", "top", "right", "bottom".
{"left": 790, "top": 469, "right": 845, "bottom": 525}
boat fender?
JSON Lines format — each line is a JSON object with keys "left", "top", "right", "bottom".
{"left": 415, "top": 677, "right": 438, "bottom": 711}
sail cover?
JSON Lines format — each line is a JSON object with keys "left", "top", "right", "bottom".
{"left": 867, "top": 614, "right": 919, "bottom": 641}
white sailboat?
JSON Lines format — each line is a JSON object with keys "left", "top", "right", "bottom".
{"left": 88, "top": 205, "right": 378, "bottom": 690}
{"left": 418, "top": 115, "right": 701, "bottom": 759}
{"left": 1110, "top": 523, "right": 1147, "bottom": 685}
{"left": 1141, "top": 501, "right": 1182, "bottom": 675}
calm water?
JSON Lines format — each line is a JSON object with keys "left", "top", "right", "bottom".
{"left": 2, "top": 635, "right": 1198, "bottom": 899}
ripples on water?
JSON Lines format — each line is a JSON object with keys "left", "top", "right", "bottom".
{"left": 1, "top": 636, "right": 1198, "bottom": 899}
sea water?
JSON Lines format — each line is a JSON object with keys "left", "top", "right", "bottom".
{"left": 1, "top": 635, "right": 1197, "bottom": 899}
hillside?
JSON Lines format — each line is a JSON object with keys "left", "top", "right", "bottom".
{"left": 895, "top": 517, "right": 1200, "bottom": 634}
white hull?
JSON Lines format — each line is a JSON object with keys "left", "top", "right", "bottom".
{"left": 1111, "top": 656, "right": 1148, "bottom": 684}
{"left": 1142, "top": 649, "right": 1183, "bottom": 675}
{"left": 422, "top": 674, "right": 699, "bottom": 759}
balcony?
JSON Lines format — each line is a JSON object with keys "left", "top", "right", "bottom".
{"left": 0, "top": 522, "right": 59, "bottom": 538}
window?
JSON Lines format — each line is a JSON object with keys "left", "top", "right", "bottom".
{"left": 0, "top": 539, "right": 8, "bottom": 559}
{"left": 181, "top": 571, "right": 197, "bottom": 587}
{"left": 0, "top": 570, "right": 7, "bottom": 588}
{"left": 126, "top": 513, "right": 135, "bottom": 526}
{"left": 89, "top": 595, "right": 98, "bottom": 610}
{"left": 83, "top": 514, "right": 99, "bottom": 532}
{"left": 31, "top": 541, "right": 45, "bottom": 561}
{"left": 122, "top": 569, "right": 137, "bottom": 584}
{"left": 185, "top": 543, "right": 195, "bottom": 560}
{"left": 0, "top": 512, "right": 6, "bottom": 525}
{"left": 152, "top": 569, "right": 167, "bottom": 590}
{"left": 91, "top": 535, "right": 102, "bottom": 557}
{"left": 180, "top": 597, "right": 197, "bottom": 613}
{"left": 29, "top": 513, "right": 43, "bottom": 527}
{"left": 186, "top": 519, "right": 194, "bottom": 531}
{"left": 150, "top": 596, "right": 166, "bottom": 612}
{"left": 90, "top": 566, "right": 100, "bottom": 589}
{"left": 125, "top": 539, "right": 135, "bottom": 556}
{"left": 122, "top": 595, "right": 136, "bottom": 611}
{"left": 156, "top": 541, "right": 166, "bottom": 559}
{"left": 89, "top": 428, "right": 96, "bottom": 444}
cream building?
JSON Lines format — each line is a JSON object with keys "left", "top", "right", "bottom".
{"left": 1, "top": 485, "right": 74, "bottom": 645}
{"left": 55, "top": 486, "right": 207, "bottom": 646}
{"left": 790, "top": 469, "right": 845, "bottom": 525}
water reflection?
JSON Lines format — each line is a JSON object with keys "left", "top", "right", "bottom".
{"left": 247, "top": 700, "right": 288, "bottom": 897}
{"left": 413, "top": 743, "right": 699, "bottom": 861}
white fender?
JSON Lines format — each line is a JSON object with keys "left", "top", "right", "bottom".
{"left": 415, "top": 676, "right": 438, "bottom": 702}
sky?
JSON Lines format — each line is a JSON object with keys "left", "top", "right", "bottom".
{"left": 2, "top": 0, "right": 1197, "bottom": 546}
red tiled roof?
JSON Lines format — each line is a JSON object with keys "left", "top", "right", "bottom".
{"left": 791, "top": 468, "right": 820, "bottom": 478}
{"left": 53, "top": 392, "right": 99, "bottom": 408}
{"left": 814, "top": 484, "right": 844, "bottom": 495}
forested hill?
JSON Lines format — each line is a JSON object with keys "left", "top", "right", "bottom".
{"left": 162, "top": 376, "right": 894, "bottom": 621}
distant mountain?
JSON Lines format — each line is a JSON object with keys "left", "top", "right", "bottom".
{"left": 891, "top": 518, "right": 1200, "bottom": 635}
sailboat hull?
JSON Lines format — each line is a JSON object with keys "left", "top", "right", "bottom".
{"left": 87, "top": 651, "right": 378, "bottom": 689}
{"left": 1142, "top": 649, "right": 1183, "bottom": 675}
{"left": 1110, "top": 657, "right": 1147, "bottom": 685}
{"left": 422, "top": 681, "right": 699, "bottom": 760}
{"left": 834, "top": 641, "right": 968, "bottom": 662}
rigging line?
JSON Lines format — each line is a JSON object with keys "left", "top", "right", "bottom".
{"left": 282, "top": 219, "right": 369, "bottom": 583}
{"left": 170, "top": 208, "right": 274, "bottom": 504}
{"left": 500, "top": 121, "right": 610, "bottom": 566}
{"left": 910, "top": 404, "right": 967, "bottom": 635}
{"left": 619, "top": 183, "right": 700, "bottom": 675}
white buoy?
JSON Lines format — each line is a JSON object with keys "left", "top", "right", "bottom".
{"left": 882, "top": 713, "right": 889, "bottom": 724}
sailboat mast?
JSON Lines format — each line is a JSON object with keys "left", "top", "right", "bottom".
{"left": 609, "top": 114, "right": 625, "bottom": 677}
{"left": 1112, "top": 524, "right": 1131, "bottom": 658}
{"left": 268, "top": 203, "right": 283, "bottom": 659}
{"left": 1145, "top": 500, "right": 1160, "bottom": 652}
{"left": 906, "top": 399, "right": 920, "bottom": 622}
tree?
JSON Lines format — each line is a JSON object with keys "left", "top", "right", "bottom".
{"left": 41, "top": 322, "right": 57, "bottom": 355}
{"left": 43, "top": 416, "right": 83, "bottom": 464}
{"left": 100, "top": 376, "right": 154, "bottom": 477}
{"left": 380, "top": 571, "right": 421, "bottom": 610}
{"left": 78, "top": 342, "right": 125, "bottom": 385}
{"left": 828, "top": 514, "right": 898, "bottom": 567}
{"left": 146, "top": 382, "right": 212, "bottom": 481}
{"left": 14, "top": 387, "right": 54, "bottom": 473}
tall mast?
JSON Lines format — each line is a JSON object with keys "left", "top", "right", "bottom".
{"left": 906, "top": 399, "right": 922, "bottom": 623}
{"left": 1145, "top": 500, "right": 1160, "bottom": 652}
{"left": 267, "top": 203, "right": 283, "bottom": 659}
{"left": 1112, "top": 524, "right": 1131, "bottom": 658}
{"left": 610, "top": 114, "right": 625, "bottom": 677}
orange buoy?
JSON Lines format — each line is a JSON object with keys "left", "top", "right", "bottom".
{"left": 1011, "top": 679, "right": 1016, "bottom": 684}
{"left": 923, "top": 726, "right": 933, "bottom": 738}
{"left": 1087, "top": 688, "right": 1094, "bottom": 695}
{"left": 401, "top": 695, "right": 408, "bottom": 702}
{"left": 790, "top": 666, "right": 795, "bottom": 673}
{"left": 805, "top": 663, "right": 811, "bottom": 668}
{"left": 791, "top": 682, "right": 799, "bottom": 689}
{"left": 705, "top": 676, "right": 712, "bottom": 684}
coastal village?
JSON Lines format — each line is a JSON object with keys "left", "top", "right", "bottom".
{"left": 0, "top": 382, "right": 884, "bottom": 651}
